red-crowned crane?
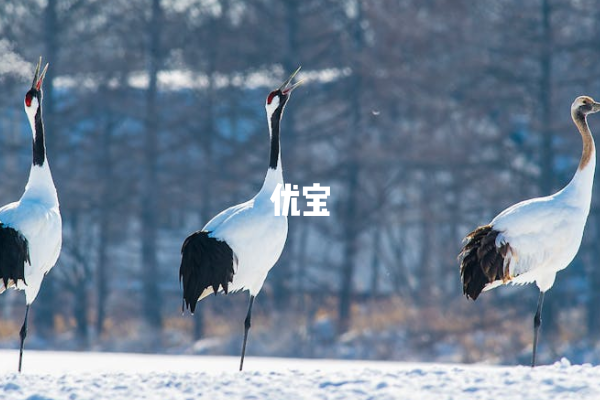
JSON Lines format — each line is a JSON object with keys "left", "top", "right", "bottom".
{"left": 459, "top": 96, "right": 600, "bottom": 367}
{"left": 0, "top": 58, "right": 62, "bottom": 372}
{"left": 179, "top": 67, "right": 302, "bottom": 371}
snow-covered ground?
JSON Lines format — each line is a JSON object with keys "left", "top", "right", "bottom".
{"left": 1, "top": 350, "right": 599, "bottom": 400}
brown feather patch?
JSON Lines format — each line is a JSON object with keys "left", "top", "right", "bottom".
{"left": 458, "top": 225, "right": 511, "bottom": 300}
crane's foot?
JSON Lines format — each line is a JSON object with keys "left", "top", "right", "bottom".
{"left": 18, "top": 305, "right": 30, "bottom": 373}
{"left": 239, "top": 295, "right": 255, "bottom": 371}
{"left": 531, "top": 292, "right": 545, "bottom": 368}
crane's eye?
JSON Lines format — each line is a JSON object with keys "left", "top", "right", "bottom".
{"left": 25, "top": 92, "right": 33, "bottom": 107}
{"left": 267, "top": 91, "right": 278, "bottom": 105}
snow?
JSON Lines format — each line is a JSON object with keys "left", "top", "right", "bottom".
{"left": 1, "top": 351, "right": 600, "bottom": 399}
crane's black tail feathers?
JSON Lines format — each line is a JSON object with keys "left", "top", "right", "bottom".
{"left": 0, "top": 223, "right": 30, "bottom": 291}
{"left": 459, "top": 225, "right": 511, "bottom": 300}
{"left": 179, "top": 231, "right": 235, "bottom": 313}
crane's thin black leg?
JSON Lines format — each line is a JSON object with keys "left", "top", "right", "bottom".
{"left": 239, "top": 295, "right": 255, "bottom": 371}
{"left": 18, "top": 304, "right": 30, "bottom": 373}
{"left": 532, "top": 291, "right": 545, "bottom": 368}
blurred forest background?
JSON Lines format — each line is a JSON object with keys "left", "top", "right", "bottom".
{"left": 1, "top": 0, "right": 600, "bottom": 366}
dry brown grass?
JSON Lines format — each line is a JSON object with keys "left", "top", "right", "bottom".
{"left": 0, "top": 291, "right": 588, "bottom": 363}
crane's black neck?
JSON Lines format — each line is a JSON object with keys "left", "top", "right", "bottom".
{"left": 269, "top": 105, "right": 285, "bottom": 170}
{"left": 33, "top": 105, "right": 46, "bottom": 167}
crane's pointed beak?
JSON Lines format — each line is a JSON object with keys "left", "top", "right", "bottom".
{"left": 31, "top": 57, "right": 49, "bottom": 91}
{"left": 279, "top": 66, "right": 303, "bottom": 94}
{"left": 592, "top": 102, "right": 600, "bottom": 113}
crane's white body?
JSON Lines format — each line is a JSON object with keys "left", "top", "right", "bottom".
{"left": 485, "top": 139, "right": 595, "bottom": 293}
{"left": 0, "top": 94, "right": 62, "bottom": 305}
{"left": 205, "top": 164, "right": 287, "bottom": 296}
{"left": 197, "top": 95, "right": 290, "bottom": 298}
{"left": 0, "top": 165, "right": 62, "bottom": 303}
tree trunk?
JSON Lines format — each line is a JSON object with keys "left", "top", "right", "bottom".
{"left": 96, "top": 208, "right": 108, "bottom": 336}
{"left": 419, "top": 171, "right": 437, "bottom": 305}
{"left": 70, "top": 213, "right": 89, "bottom": 347}
{"left": 270, "top": 0, "right": 300, "bottom": 310}
{"left": 74, "top": 280, "right": 89, "bottom": 347}
{"left": 140, "top": 0, "right": 163, "bottom": 332}
{"left": 338, "top": 163, "right": 359, "bottom": 334}
{"left": 538, "top": 0, "right": 559, "bottom": 337}
{"left": 337, "top": 0, "right": 364, "bottom": 335}
{"left": 96, "top": 117, "right": 114, "bottom": 337}
{"left": 33, "top": 0, "right": 59, "bottom": 340}
{"left": 369, "top": 228, "right": 381, "bottom": 298}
